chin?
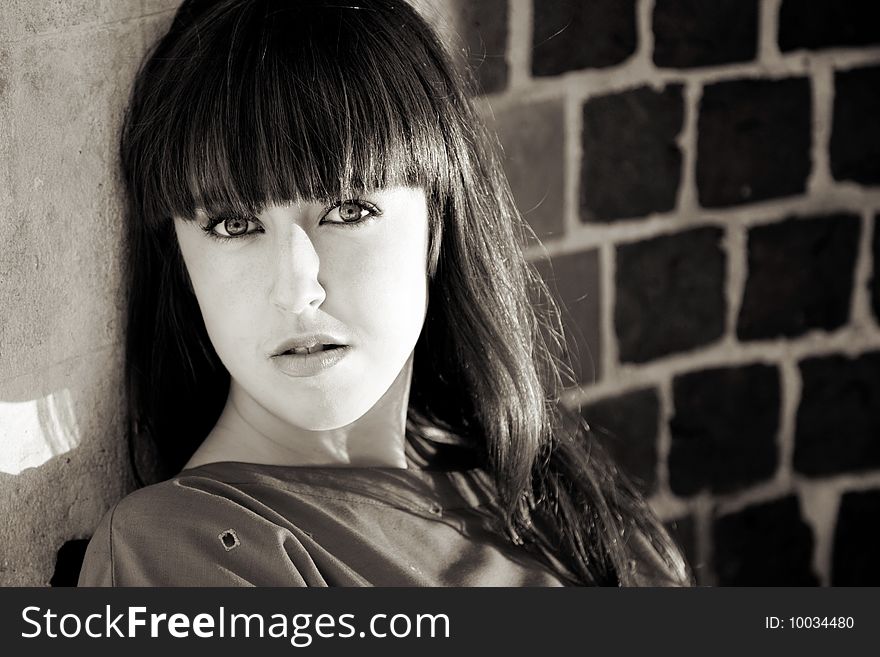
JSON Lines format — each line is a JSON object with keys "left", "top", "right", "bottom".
{"left": 277, "top": 392, "right": 381, "bottom": 432}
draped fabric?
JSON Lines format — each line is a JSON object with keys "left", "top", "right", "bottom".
{"left": 78, "top": 460, "right": 572, "bottom": 586}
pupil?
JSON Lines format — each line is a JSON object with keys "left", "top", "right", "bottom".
{"left": 339, "top": 202, "right": 361, "bottom": 221}
{"left": 225, "top": 217, "right": 247, "bottom": 235}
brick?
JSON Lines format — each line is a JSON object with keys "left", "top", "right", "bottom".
{"left": 832, "top": 489, "right": 880, "bottom": 585}
{"left": 532, "top": 0, "right": 637, "bottom": 76}
{"left": 533, "top": 250, "right": 601, "bottom": 384}
{"left": 653, "top": 0, "right": 759, "bottom": 69}
{"left": 779, "top": 0, "right": 880, "bottom": 52}
{"left": 794, "top": 352, "right": 880, "bottom": 477}
{"left": 713, "top": 496, "right": 819, "bottom": 585}
{"left": 874, "top": 215, "right": 880, "bottom": 323}
{"left": 580, "top": 85, "right": 684, "bottom": 221}
{"left": 615, "top": 227, "right": 725, "bottom": 363}
{"left": 583, "top": 388, "right": 659, "bottom": 493}
{"left": 830, "top": 66, "right": 880, "bottom": 186}
{"left": 669, "top": 364, "right": 779, "bottom": 496}
{"left": 737, "top": 214, "right": 860, "bottom": 341}
{"left": 450, "top": 0, "right": 508, "bottom": 94}
{"left": 697, "top": 78, "right": 811, "bottom": 207}
{"left": 490, "top": 99, "right": 565, "bottom": 239}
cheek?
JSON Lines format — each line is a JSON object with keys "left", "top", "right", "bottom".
{"left": 178, "top": 244, "right": 265, "bottom": 356}
{"left": 322, "top": 228, "right": 428, "bottom": 344}
{"left": 193, "top": 270, "right": 259, "bottom": 341}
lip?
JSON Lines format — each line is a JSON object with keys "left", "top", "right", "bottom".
{"left": 270, "top": 345, "right": 351, "bottom": 377}
{"left": 271, "top": 334, "right": 347, "bottom": 357}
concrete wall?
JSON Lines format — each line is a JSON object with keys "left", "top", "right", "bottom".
{"left": 0, "top": 0, "right": 180, "bottom": 586}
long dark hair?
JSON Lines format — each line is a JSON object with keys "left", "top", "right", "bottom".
{"left": 121, "top": 0, "right": 691, "bottom": 586}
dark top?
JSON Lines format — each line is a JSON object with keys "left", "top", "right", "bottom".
{"left": 77, "top": 460, "right": 687, "bottom": 587}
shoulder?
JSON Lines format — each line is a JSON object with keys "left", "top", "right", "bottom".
{"left": 103, "top": 474, "right": 239, "bottom": 529}
{"left": 78, "top": 473, "right": 309, "bottom": 586}
{"left": 98, "top": 475, "right": 245, "bottom": 548}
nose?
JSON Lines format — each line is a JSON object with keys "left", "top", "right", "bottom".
{"left": 268, "top": 224, "right": 327, "bottom": 314}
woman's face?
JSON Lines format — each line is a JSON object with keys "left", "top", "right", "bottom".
{"left": 173, "top": 186, "right": 430, "bottom": 431}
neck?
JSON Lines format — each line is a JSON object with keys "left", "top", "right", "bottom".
{"left": 184, "top": 356, "right": 414, "bottom": 471}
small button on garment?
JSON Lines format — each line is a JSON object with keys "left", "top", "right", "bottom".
{"left": 219, "top": 529, "right": 240, "bottom": 551}
{"left": 428, "top": 503, "right": 443, "bottom": 516}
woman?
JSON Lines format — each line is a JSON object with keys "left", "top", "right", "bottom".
{"left": 78, "top": 0, "right": 691, "bottom": 587}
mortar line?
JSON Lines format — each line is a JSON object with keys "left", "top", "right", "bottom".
{"left": 480, "top": 48, "right": 880, "bottom": 111}
{"left": 654, "top": 373, "right": 674, "bottom": 500}
{"left": 693, "top": 494, "right": 715, "bottom": 586}
{"left": 524, "top": 187, "right": 880, "bottom": 257}
{"left": 850, "top": 210, "right": 877, "bottom": 331}
{"left": 796, "top": 480, "right": 840, "bottom": 586}
{"left": 598, "top": 242, "right": 618, "bottom": 384}
{"left": 807, "top": 62, "right": 835, "bottom": 195}
{"left": 635, "top": 0, "right": 656, "bottom": 71}
{"left": 776, "top": 356, "right": 800, "bottom": 489}
{"left": 506, "top": 0, "right": 532, "bottom": 90}
{"left": 560, "top": 326, "right": 880, "bottom": 408}
{"left": 724, "top": 222, "right": 748, "bottom": 345}
{"left": 563, "top": 88, "right": 582, "bottom": 239}
{"left": 759, "top": 0, "right": 783, "bottom": 65}
{"left": 676, "top": 79, "right": 701, "bottom": 216}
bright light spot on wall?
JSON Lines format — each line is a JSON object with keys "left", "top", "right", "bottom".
{"left": 0, "top": 390, "right": 80, "bottom": 475}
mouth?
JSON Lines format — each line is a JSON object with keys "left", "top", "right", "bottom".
{"left": 271, "top": 334, "right": 348, "bottom": 358}
{"left": 270, "top": 340, "right": 351, "bottom": 377}
{"left": 278, "top": 343, "right": 344, "bottom": 356}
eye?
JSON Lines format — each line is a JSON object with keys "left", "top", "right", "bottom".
{"left": 202, "top": 214, "right": 263, "bottom": 240}
{"left": 319, "top": 199, "right": 382, "bottom": 226}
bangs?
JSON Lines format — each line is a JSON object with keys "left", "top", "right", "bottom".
{"left": 127, "top": 0, "right": 457, "bottom": 225}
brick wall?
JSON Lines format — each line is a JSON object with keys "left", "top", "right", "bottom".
{"left": 452, "top": 0, "right": 880, "bottom": 585}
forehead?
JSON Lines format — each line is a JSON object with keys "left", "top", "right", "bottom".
{"left": 135, "top": 0, "right": 456, "bottom": 227}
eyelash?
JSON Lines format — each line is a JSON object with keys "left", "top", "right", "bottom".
{"left": 201, "top": 214, "right": 263, "bottom": 242}
{"left": 200, "top": 199, "right": 382, "bottom": 241}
